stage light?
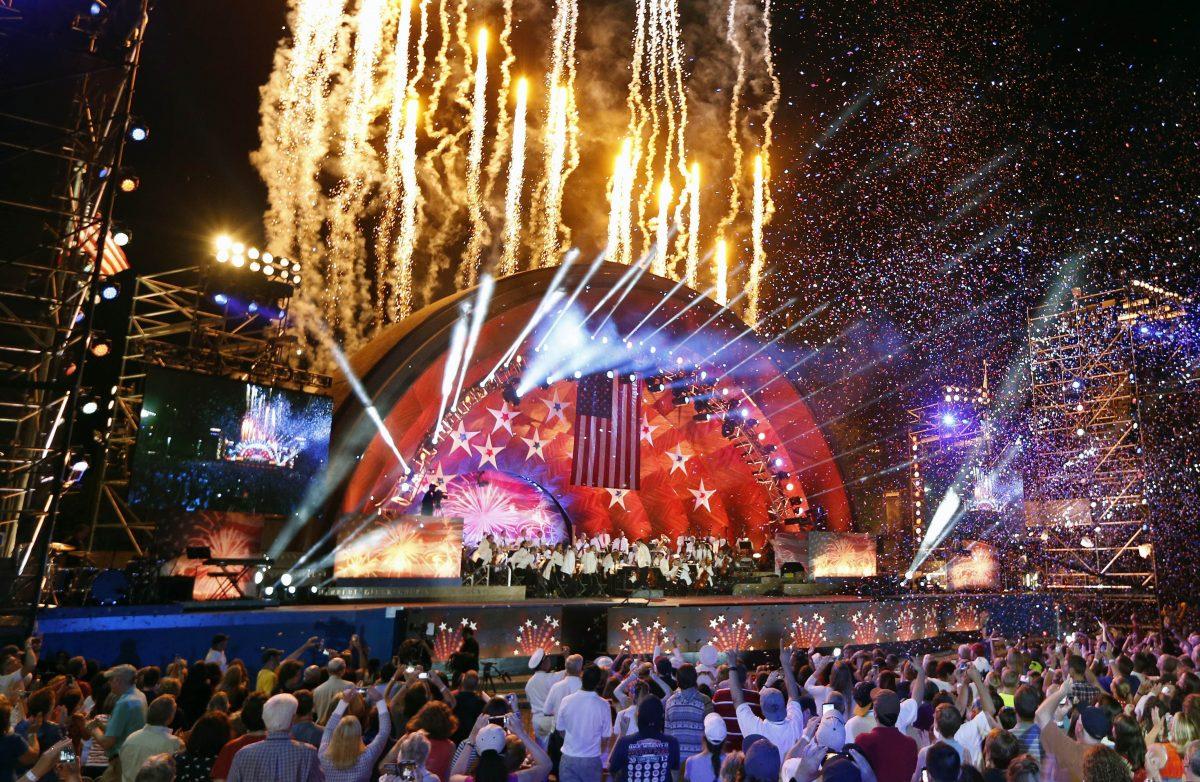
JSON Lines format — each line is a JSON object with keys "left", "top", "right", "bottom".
{"left": 693, "top": 412, "right": 710, "bottom": 422}
{"left": 128, "top": 122, "right": 149, "bottom": 142}
{"left": 215, "top": 235, "right": 232, "bottom": 251}
{"left": 100, "top": 282, "right": 120, "bottom": 300}
{"left": 117, "top": 171, "right": 140, "bottom": 192}
{"left": 111, "top": 228, "right": 131, "bottom": 247}
{"left": 253, "top": 570, "right": 264, "bottom": 585}
{"left": 757, "top": 432, "right": 766, "bottom": 440}
{"left": 291, "top": 274, "right": 300, "bottom": 284}
{"left": 1138, "top": 543, "right": 1152, "bottom": 558}
{"left": 941, "top": 413, "right": 957, "bottom": 426}
{"left": 280, "top": 572, "right": 293, "bottom": 587}
{"left": 264, "top": 586, "right": 275, "bottom": 596}
{"left": 1075, "top": 427, "right": 1085, "bottom": 437}
{"left": 90, "top": 340, "right": 111, "bottom": 357}
{"left": 1071, "top": 380, "right": 1081, "bottom": 390}
{"left": 247, "top": 247, "right": 260, "bottom": 260}
{"left": 774, "top": 458, "right": 784, "bottom": 468}
{"left": 216, "top": 250, "right": 229, "bottom": 263}
{"left": 785, "top": 482, "right": 795, "bottom": 492}
{"left": 248, "top": 302, "right": 259, "bottom": 313}
{"left": 81, "top": 400, "right": 99, "bottom": 415}
{"left": 287, "top": 586, "right": 296, "bottom": 594}
{"left": 89, "top": 1, "right": 105, "bottom": 15}
{"left": 1080, "top": 536, "right": 1094, "bottom": 549}
{"left": 250, "top": 261, "right": 261, "bottom": 272}
{"left": 72, "top": 458, "right": 90, "bottom": 472}
{"left": 213, "top": 293, "right": 228, "bottom": 305}
{"left": 310, "top": 585, "right": 318, "bottom": 593}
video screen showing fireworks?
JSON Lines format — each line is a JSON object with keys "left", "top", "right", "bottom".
{"left": 129, "top": 368, "right": 333, "bottom": 515}
{"left": 334, "top": 516, "right": 463, "bottom": 582}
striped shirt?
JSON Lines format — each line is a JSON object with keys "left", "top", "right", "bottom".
{"left": 1013, "top": 722, "right": 1042, "bottom": 762}
{"left": 664, "top": 689, "right": 711, "bottom": 758}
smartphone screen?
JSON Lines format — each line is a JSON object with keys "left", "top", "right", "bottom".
{"left": 822, "top": 702, "right": 837, "bottom": 714}
{"left": 59, "top": 748, "right": 77, "bottom": 764}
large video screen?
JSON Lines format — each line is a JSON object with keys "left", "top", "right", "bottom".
{"left": 334, "top": 515, "right": 462, "bottom": 582}
{"left": 129, "top": 368, "right": 333, "bottom": 516}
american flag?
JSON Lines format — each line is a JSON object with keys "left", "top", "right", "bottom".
{"left": 571, "top": 371, "right": 641, "bottom": 490}
{"left": 79, "top": 221, "right": 129, "bottom": 277}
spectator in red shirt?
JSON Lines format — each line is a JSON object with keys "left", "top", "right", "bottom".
{"left": 855, "top": 689, "right": 918, "bottom": 782}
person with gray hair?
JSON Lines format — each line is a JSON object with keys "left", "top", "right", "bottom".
{"left": 119, "top": 695, "right": 183, "bottom": 782}
{"left": 378, "top": 730, "right": 441, "bottom": 782}
{"left": 313, "top": 657, "right": 349, "bottom": 721}
{"left": 544, "top": 654, "right": 584, "bottom": 724}
{"left": 88, "top": 664, "right": 148, "bottom": 782}
{"left": 133, "top": 753, "right": 176, "bottom": 782}
{"left": 227, "top": 694, "right": 322, "bottom": 782}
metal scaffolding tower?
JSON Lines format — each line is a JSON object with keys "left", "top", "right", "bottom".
{"left": 0, "top": 1, "right": 150, "bottom": 615}
{"left": 1025, "top": 288, "right": 1156, "bottom": 594}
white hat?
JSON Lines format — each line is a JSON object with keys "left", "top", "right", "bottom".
{"left": 703, "top": 712, "right": 728, "bottom": 743}
{"left": 477, "top": 724, "right": 507, "bottom": 753}
{"left": 595, "top": 655, "right": 613, "bottom": 670}
{"left": 528, "top": 648, "right": 545, "bottom": 670}
{"left": 699, "top": 643, "right": 719, "bottom": 668}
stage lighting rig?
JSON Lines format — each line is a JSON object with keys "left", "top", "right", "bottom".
{"left": 210, "top": 234, "right": 300, "bottom": 304}
{"left": 116, "top": 170, "right": 139, "bottom": 193}
{"left": 127, "top": 121, "right": 149, "bottom": 142}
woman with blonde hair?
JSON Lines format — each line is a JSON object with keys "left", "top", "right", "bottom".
{"left": 217, "top": 663, "right": 248, "bottom": 711}
{"left": 319, "top": 688, "right": 392, "bottom": 782}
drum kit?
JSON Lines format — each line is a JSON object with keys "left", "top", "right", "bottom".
{"left": 43, "top": 542, "right": 132, "bottom": 607}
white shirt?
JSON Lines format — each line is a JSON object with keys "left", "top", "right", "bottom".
{"left": 582, "top": 551, "right": 598, "bottom": 574}
{"left": 526, "top": 670, "right": 566, "bottom": 716}
{"left": 735, "top": 701, "right": 805, "bottom": 761}
{"left": 845, "top": 713, "right": 878, "bottom": 742}
{"left": 544, "top": 675, "right": 582, "bottom": 717}
{"left": 954, "top": 711, "right": 992, "bottom": 767}
{"left": 613, "top": 704, "right": 640, "bottom": 737}
{"left": 204, "top": 648, "right": 227, "bottom": 672}
{"left": 556, "top": 690, "right": 613, "bottom": 758}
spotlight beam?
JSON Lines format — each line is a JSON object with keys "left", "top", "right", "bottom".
{"left": 669, "top": 267, "right": 778, "bottom": 356}
{"left": 639, "top": 262, "right": 748, "bottom": 343}
{"left": 534, "top": 248, "right": 606, "bottom": 353}
{"left": 698, "top": 295, "right": 796, "bottom": 366}
{"left": 448, "top": 273, "right": 495, "bottom": 417}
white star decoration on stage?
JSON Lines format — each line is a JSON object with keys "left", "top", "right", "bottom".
{"left": 607, "top": 488, "right": 628, "bottom": 509}
{"left": 475, "top": 435, "right": 502, "bottom": 469}
{"left": 666, "top": 445, "right": 691, "bottom": 474}
{"left": 542, "top": 390, "right": 571, "bottom": 424}
{"left": 448, "top": 421, "right": 478, "bottom": 455}
{"left": 520, "top": 430, "right": 553, "bottom": 461}
{"left": 640, "top": 420, "right": 659, "bottom": 445}
{"left": 428, "top": 465, "right": 451, "bottom": 489}
{"left": 487, "top": 401, "right": 519, "bottom": 434}
{"left": 689, "top": 479, "right": 716, "bottom": 511}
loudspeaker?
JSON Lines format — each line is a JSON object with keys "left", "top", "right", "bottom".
{"left": 157, "top": 575, "right": 195, "bottom": 602}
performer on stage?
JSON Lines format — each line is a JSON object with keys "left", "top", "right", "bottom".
{"left": 420, "top": 483, "right": 445, "bottom": 515}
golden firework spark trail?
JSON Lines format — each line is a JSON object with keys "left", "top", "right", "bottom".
{"left": 635, "top": 0, "right": 662, "bottom": 261}
{"left": 410, "top": 0, "right": 431, "bottom": 95}
{"left": 375, "top": 0, "right": 414, "bottom": 316}
{"left": 462, "top": 27, "right": 490, "bottom": 286}
{"left": 326, "top": 0, "right": 388, "bottom": 336}
{"left": 537, "top": 85, "right": 569, "bottom": 268}
{"left": 391, "top": 98, "right": 421, "bottom": 321}
{"left": 747, "top": 153, "right": 766, "bottom": 325}
{"left": 424, "top": 0, "right": 454, "bottom": 138}
{"left": 714, "top": 237, "right": 729, "bottom": 306}
{"left": 653, "top": 175, "right": 672, "bottom": 277}
{"left": 605, "top": 138, "right": 635, "bottom": 266}
{"left": 717, "top": 0, "right": 746, "bottom": 239}
{"left": 761, "top": 0, "right": 780, "bottom": 224}
{"left": 483, "top": 0, "right": 515, "bottom": 203}
{"left": 498, "top": 78, "right": 529, "bottom": 277}
{"left": 685, "top": 162, "right": 700, "bottom": 286}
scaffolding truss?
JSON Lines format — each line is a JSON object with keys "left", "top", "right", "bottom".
{"left": 86, "top": 266, "right": 330, "bottom": 554}
{"left": 1025, "top": 289, "right": 1155, "bottom": 594}
{"left": 0, "top": 0, "right": 149, "bottom": 612}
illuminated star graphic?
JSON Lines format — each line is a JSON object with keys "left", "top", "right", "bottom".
{"left": 475, "top": 435, "right": 503, "bottom": 469}
{"left": 428, "top": 464, "right": 451, "bottom": 489}
{"left": 448, "top": 421, "right": 479, "bottom": 455}
{"left": 666, "top": 445, "right": 691, "bottom": 475}
{"left": 520, "top": 430, "right": 553, "bottom": 461}
{"left": 487, "top": 401, "right": 519, "bottom": 434}
{"left": 542, "top": 390, "right": 571, "bottom": 424}
{"left": 607, "top": 488, "right": 628, "bottom": 509}
{"left": 689, "top": 479, "right": 716, "bottom": 511}
{"left": 640, "top": 419, "right": 659, "bottom": 445}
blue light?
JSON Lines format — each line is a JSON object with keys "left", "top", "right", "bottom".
{"left": 89, "top": 2, "right": 102, "bottom": 15}
{"left": 213, "top": 293, "right": 228, "bottom": 305}
{"left": 128, "top": 125, "right": 149, "bottom": 142}
{"left": 248, "top": 301, "right": 259, "bottom": 313}
{"left": 1071, "top": 380, "right": 1081, "bottom": 390}
{"left": 1139, "top": 325, "right": 1150, "bottom": 335}
{"left": 941, "top": 413, "right": 957, "bottom": 427}
{"left": 100, "top": 284, "right": 119, "bottom": 301}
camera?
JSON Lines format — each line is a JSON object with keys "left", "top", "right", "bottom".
{"left": 489, "top": 715, "right": 506, "bottom": 726}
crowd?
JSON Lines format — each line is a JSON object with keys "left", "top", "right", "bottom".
{"left": 2, "top": 616, "right": 1199, "bottom": 782}
{"left": 463, "top": 533, "right": 776, "bottom": 596}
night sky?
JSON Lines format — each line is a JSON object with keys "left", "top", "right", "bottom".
{"left": 113, "top": 0, "right": 1200, "bottom": 525}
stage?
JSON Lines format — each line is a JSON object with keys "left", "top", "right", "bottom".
{"left": 34, "top": 590, "right": 1060, "bottom": 672}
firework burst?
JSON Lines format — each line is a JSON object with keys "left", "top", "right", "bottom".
{"left": 619, "top": 617, "right": 673, "bottom": 655}
{"left": 708, "top": 615, "right": 753, "bottom": 653}
{"left": 514, "top": 615, "right": 560, "bottom": 656}
{"left": 788, "top": 614, "right": 828, "bottom": 649}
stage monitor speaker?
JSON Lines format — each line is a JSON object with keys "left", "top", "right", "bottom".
{"left": 157, "top": 575, "right": 195, "bottom": 603}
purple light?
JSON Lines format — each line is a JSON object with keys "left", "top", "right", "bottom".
{"left": 941, "top": 413, "right": 957, "bottom": 427}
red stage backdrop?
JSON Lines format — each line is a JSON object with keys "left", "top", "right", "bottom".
{"left": 333, "top": 266, "right": 852, "bottom": 547}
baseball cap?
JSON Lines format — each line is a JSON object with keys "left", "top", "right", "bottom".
{"left": 595, "top": 656, "right": 613, "bottom": 670}
{"left": 528, "top": 648, "right": 545, "bottom": 670}
{"left": 744, "top": 738, "right": 781, "bottom": 782}
{"left": 760, "top": 687, "right": 786, "bottom": 721}
{"left": 814, "top": 714, "right": 846, "bottom": 751}
{"left": 699, "top": 643, "right": 719, "bottom": 667}
{"left": 704, "top": 712, "right": 728, "bottom": 743}
{"left": 870, "top": 688, "right": 900, "bottom": 722}
{"left": 821, "top": 756, "right": 862, "bottom": 782}
{"left": 476, "top": 724, "right": 507, "bottom": 753}
{"left": 1079, "top": 706, "right": 1112, "bottom": 740}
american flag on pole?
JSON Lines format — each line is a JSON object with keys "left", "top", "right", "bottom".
{"left": 79, "top": 222, "right": 129, "bottom": 277}
{"left": 571, "top": 371, "right": 642, "bottom": 490}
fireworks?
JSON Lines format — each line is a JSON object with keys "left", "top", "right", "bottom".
{"left": 653, "top": 176, "right": 673, "bottom": 276}
{"left": 605, "top": 139, "right": 637, "bottom": 266}
{"left": 714, "top": 238, "right": 729, "bottom": 306}
{"left": 896, "top": 604, "right": 937, "bottom": 642}
{"left": 497, "top": 78, "right": 528, "bottom": 277}
{"left": 946, "top": 603, "right": 981, "bottom": 633}
{"left": 619, "top": 617, "right": 673, "bottom": 655}
{"left": 746, "top": 154, "right": 767, "bottom": 325}
{"left": 537, "top": 85, "right": 570, "bottom": 269}
{"left": 708, "top": 614, "right": 753, "bottom": 653}
{"left": 788, "top": 614, "right": 827, "bottom": 649}
{"left": 376, "top": 0, "right": 415, "bottom": 316}
{"left": 684, "top": 162, "right": 700, "bottom": 287}
{"left": 849, "top": 610, "right": 881, "bottom": 646}
{"left": 432, "top": 618, "right": 478, "bottom": 662}
{"left": 514, "top": 615, "right": 560, "bottom": 656}
{"left": 390, "top": 98, "right": 421, "bottom": 321}
{"left": 462, "top": 27, "right": 490, "bottom": 286}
